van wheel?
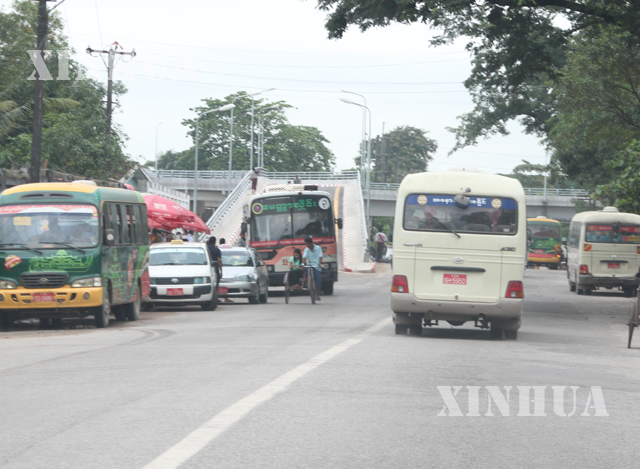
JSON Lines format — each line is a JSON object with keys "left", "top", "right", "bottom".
{"left": 504, "top": 330, "right": 518, "bottom": 340}
{"left": 569, "top": 282, "right": 576, "bottom": 292}
{"left": 490, "top": 326, "right": 503, "bottom": 340}
{"left": 395, "top": 324, "right": 408, "bottom": 335}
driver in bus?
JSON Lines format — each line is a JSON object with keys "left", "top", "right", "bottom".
{"left": 68, "top": 223, "right": 96, "bottom": 245}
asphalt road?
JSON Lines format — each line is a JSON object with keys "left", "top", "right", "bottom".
{"left": 0, "top": 266, "right": 639, "bottom": 469}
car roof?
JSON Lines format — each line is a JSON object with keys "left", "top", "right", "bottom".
{"left": 150, "top": 242, "right": 206, "bottom": 250}
{"left": 220, "top": 247, "right": 252, "bottom": 253}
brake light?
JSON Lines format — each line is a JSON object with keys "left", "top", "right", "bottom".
{"left": 505, "top": 281, "right": 524, "bottom": 299}
{"left": 579, "top": 264, "right": 589, "bottom": 274}
{"left": 391, "top": 275, "right": 409, "bottom": 293}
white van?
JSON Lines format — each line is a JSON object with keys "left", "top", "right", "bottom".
{"left": 567, "top": 207, "right": 640, "bottom": 296}
{"left": 390, "top": 170, "right": 527, "bottom": 340}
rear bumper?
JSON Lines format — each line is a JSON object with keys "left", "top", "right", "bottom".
{"left": 578, "top": 274, "right": 639, "bottom": 288}
{"left": 391, "top": 293, "right": 523, "bottom": 322}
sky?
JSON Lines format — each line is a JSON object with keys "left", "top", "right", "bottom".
{"left": 3, "top": 0, "right": 549, "bottom": 174}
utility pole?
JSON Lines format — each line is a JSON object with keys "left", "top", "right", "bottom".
{"left": 29, "top": 0, "right": 55, "bottom": 184}
{"left": 86, "top": 42, "right": 136, "bottom": 135}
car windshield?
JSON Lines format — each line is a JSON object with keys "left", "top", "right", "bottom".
{"left": 221, "top": 252, "right": 254, "bottom": 266}
{"left": 403, "top": 194, "right": 518, "bottom": 234}
{"left": 585, "top": 224, "right": 640, "bottom": 244}
{"left": 0, "top": 204, "right": 99, "bottom": 248}
{"left": 150, "top": 248, "right": 208, "bottom": 265}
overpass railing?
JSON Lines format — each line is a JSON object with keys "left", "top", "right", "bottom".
{"left": 261, "top": 170, "right": 359, "bottom": 181}
{"left": 145, "top": 181, "right": 191, "bottom": 208}
{"left": 523, "top": 188, "right": 590, "bottom": 197}
{"left": 148, "top": 169, "right": 247, "bottom": 179}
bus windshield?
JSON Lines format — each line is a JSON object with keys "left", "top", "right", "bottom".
{"left": 0, "top": 204, "right": 99, "bottom": 248}
{"left": 585, "top": 224, "right": 640, "bottom": 244}
{"left": 251, "top": 194, "right": 335, "bottom": 247}
{"left": 403, "top": 194, "right": 517, "bottom": 234}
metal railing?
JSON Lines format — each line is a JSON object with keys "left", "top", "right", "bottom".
{"left": 523, "top": 188, "right": 590, "bottom": 197}
{"left": 260, "top": 170, "right": 359, "bottom": 181}
{"left": 198, "top": 171, "right": 253, "bottom": 241}
{"left": 148, "top": 169, "right": 247, "bottom": 180}
{"left": 370, "top": 182, "right": 400, "bottom": 191}
{"left": 145, "top": 181, "right": 191, "bottom": 208}
{"left": 147, "top": 169, "right": 361, "bottom": 181}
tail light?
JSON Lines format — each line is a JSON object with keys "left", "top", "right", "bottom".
{"left": 505, "top": 281, "right": 524, "bottom": 298}
{"left": 579, "top": 264, "right": 589, "bottom": 274}
{"left": 557, "top": 254, "right": 562, "bottom": 258}
{"left": 391, "top": 275, "right": 409, "bottom": 293}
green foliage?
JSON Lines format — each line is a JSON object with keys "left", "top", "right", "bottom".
{"left": 0, "top": 1, "right": 134, "bottom": 179}
{"left": 158, "top": 92, "right": 335, "bottom": 172}
{"left": 595, "top": 141, "right": 640, "bottom": 214}
{"left": 364, "top": 126, "right": 437, "bottom": 183}
{"left": 499, "top": 159, "right": 578, "bottom": 189}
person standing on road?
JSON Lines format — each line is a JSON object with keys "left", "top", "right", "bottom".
{"left": 236, "top": 231, "right": 247, "bottom": 247}
{"left": 303, "top": 237, "right": 323, "bottom": 301}
{"left": 207, "top": 236, "right": 223, "bottom": 280}
{"left": 375, "top": 230, "right": 388, "bottom": 262}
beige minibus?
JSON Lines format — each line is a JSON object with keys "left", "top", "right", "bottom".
{"left": 567, "top": 207, "right": 640, "bottom": 296}
{"left": 390, "top": 169, "right": 527, "bottom": 340}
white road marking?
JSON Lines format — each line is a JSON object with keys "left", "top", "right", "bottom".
{"left": 142, "top": 317, "right": 391, "bottom": 469}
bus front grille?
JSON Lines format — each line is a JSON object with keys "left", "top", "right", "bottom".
{"left": 20, "top": 273, "right": 69, "bottom": 289}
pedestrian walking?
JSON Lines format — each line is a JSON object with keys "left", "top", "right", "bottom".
{"left": 251, "top": 167, "right": 259, "bottom": 194}
{"left": 375, "top": 230, "right": 388, "bottom": 262}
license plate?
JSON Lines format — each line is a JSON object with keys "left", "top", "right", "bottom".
{"left": 33, "top": 292, "right": 55, "bottom": 302}
{"left": 608, "top": 263, "right": 620, "bottom": 269}
{"left": 217, "top": 287, "right": 228, "bottom": 294}
{"left": 167, "top": 288, "right": 184, "bottom": 296}
{"left": 443, "top": 274, "right": 467, "bottom": 285}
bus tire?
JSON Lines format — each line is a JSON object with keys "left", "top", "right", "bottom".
{"left": 93, "top": 300, "right": 110, "bottom": 329}
{"left": 124, "top": 285, "right": 141, "bottom": 321}
{"left": 395, "top": 324, "right": 408, "bottom": 335}
{"left": 321, "top": 281, "right": 334, "bottom": 295}
{"left": 505, "top": 330, "right": 518, "bottom": 340}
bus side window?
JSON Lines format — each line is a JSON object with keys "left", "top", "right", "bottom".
{"left": 135, "top": 205, "right": 148, "bottom": 245}
{"left": 117, "top": 204, "right": 129, "bottom": 245}
{"left": 110, "top": 203, "right": 122, "bottom": 245}
{"left": 126, "top": 205, "right": 135, "bottom": 244}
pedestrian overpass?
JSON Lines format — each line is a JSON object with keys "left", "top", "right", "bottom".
{"left": 137, "top": 169, "right": 594, "bottom": 272}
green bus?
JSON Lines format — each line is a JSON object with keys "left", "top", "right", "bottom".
{"left": 527, "top": 217, "right": 563, "bottom": 269}
{"left": 0, "top": 181, "right": 150, "bottom": 328}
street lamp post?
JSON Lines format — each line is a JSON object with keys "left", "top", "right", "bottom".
{"left": 251, "top": 103, "right": 279, "bottom": 169}
{"left": 249, "top": 88, "right": 275, "bottom": 170}
{"left": 154, "top": 122, "right": 162, "bottom": 171}
{"left": 340, "top": 97, "right": 372, "bottom": 234}
{"left": 194, "top": 104, "right": 235, "bottom": 216}
{"left": 342, "top": 90, "right": 367, "bottom": 179}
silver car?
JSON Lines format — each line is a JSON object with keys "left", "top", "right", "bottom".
{"left": 218, "top": 248, "right": 269, "bottom": 304}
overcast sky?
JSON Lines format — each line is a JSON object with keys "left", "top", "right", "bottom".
{"left": 4, "top": 0, "right": 549, "bottom": 174}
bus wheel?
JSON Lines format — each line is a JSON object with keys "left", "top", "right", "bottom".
{"left": 321, "top": 281, "right": 334, "bottom": 295}
{"left": 93, "top": 300, "right": 110, "bottom": 328}
{"left": 504, "top": 330, "right": 518, "bottom": 340}
{"left": 124, "top": 285, "right": 141, "bottom": 321}
{"left": 395, "top": 324, "right": 408, "bottom": 335}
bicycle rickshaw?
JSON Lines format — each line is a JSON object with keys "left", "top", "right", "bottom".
{"left": 283, "top": 265, "right": 318, "bottom": 305}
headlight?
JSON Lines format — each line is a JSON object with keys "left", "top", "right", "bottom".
{"left": 71, "top": 277, "right": 102, "bottom": 288}
{"left": 267, "top": 265, "right": 274, "bottom": 272}
{"left": 322, "top": 263, "right": 330, "bottom": 270}
{"left": 193, "top": 277, "right": 211, "bottom": 284}
{"left": 234, "top": 275, "right": 253, "bottom": 282}
{"left": 0, "top": 280, "right": 17, "bottom": 289}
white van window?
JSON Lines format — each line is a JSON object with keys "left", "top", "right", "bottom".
{"left": 584, "top": 224, "right": 640, "bottom": 244}
{"left": 150, "top": 248, "right": 208, "bottom": 266}
{"left": 403, "top": 194, "right": 517, "bottom": 234}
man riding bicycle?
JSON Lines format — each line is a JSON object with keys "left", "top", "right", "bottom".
{"left": 303, "top": 237, "right": 323, "bottom": 302}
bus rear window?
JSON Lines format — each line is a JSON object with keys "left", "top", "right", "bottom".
{"left": 585, "top": 224, "right": 640, "bottom": 244}
{"left": 403, "top": 194, "right": 517, "bottom": 234}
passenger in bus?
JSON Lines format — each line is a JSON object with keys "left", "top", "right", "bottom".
{"left": 597, "top": 231, "right": 611, "bottom": 242}
{"left": 586, "top": 231, "right": 597, "bottom": 242}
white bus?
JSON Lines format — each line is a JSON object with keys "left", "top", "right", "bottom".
{"left": 567, "top": 207, "right": 640, "bottom": 296}
{"left": 390, "top": 169, "right": 527, "bottom": 340}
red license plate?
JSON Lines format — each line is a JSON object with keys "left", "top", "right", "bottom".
{"left": 33, "top": 292, "right": 55, "bottom": 302}
{"left": 608, "top": 263, "right": 620, "bottom": 269}
{"left": 217, "top": 287, "right": 228, "bottom": 295}
{"left": 166, "top": 288, "right": 184, "bottom": 296}
{"left": 443, "top": 274, "right": 467, "bottom": 285}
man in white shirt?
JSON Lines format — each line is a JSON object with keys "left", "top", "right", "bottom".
{"left": 186, "top": 230, "right": 194, "bottom": 242}
{"left": 375, "top": 230, "right": 388, "bottom": 262}
{"left": 303, "top": 237, "right": 323, "bottom": 301}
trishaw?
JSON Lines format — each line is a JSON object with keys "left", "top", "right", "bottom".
{"left": 283, "top": 265, "right": 318, "bottom": 305}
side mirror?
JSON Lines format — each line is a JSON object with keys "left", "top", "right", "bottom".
{"left": 453, "top": 194, "right": 470, "bottom": 208}
{"left": 337, "top": 218, "right": 343, "bottom": 230}
{"left": 104, "top": 229, "right": 115, "bottom": 246}
{"left": 258, "top": 261, "right": 265, "bottom": 266}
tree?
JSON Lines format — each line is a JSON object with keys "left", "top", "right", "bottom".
{"left": 499, "top": 159, "right": 576, "bottom": 189}
{"left": 595, "top": 141, "right": 640, "bottom": 214}
{"left": 362, "top": 126, "right": 437, "bottom": 183}
{"left": 547, "top": 28, "right": 640, "bottom": 189}
{"left": 158, "top": 92, "right": 335, "bottom": 172}
{"left": 0, "top": 1, "right": 134, "bottom": 179}
{"left": 315, "top": 1, "right": 640, "bottom": 155}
